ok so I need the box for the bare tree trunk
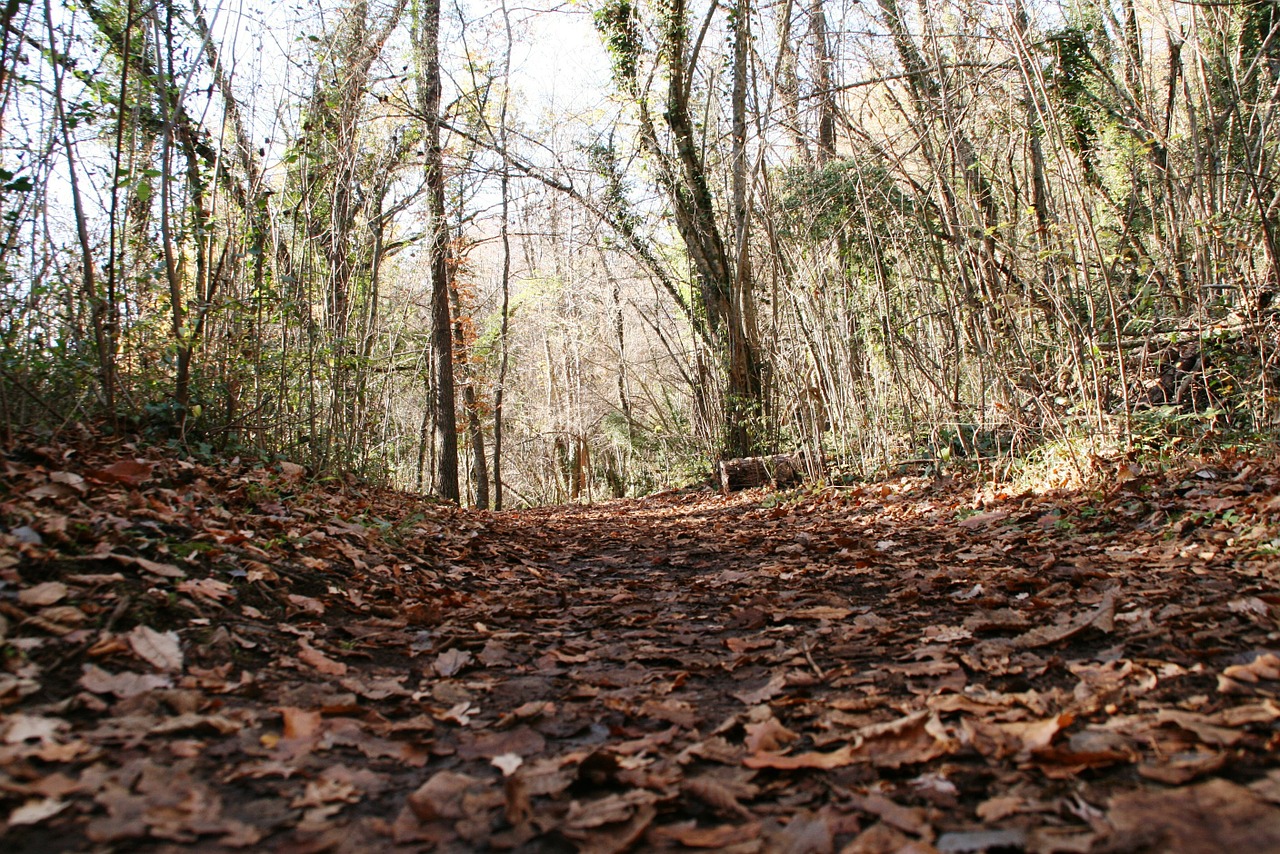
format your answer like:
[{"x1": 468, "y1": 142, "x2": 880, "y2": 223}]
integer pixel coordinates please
[
  {"x1": 775, "y1": 0, "x2": 811, "y2": 166},
  {"x1": 728, "y1": 0, "x2": 763, "y2": 456},
  {"x1": 0, "y1": 0, "x2": 29, "y2": 105},
  {"x1": 492, "y1": 0, "x2": 514, "y2": 511},
  {"x1": 415, "y1": 0, "x2": 458, "y2": 501},
  {"x1": 45, "y1": 0, "x2": 116, "y2": 423},
  {"x1": 809, "y1": 0, "x2": 835, "y2": 165},
  {"x1": 449, "y1": 252, "x2": 489, "y2": 509}
]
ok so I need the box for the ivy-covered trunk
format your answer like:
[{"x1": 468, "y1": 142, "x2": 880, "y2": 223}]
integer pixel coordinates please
[{"x1": 596, "y1": 0, "x2": 765, "y2": 458}]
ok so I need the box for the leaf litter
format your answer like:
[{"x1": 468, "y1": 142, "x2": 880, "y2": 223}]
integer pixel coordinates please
[{"x1": 1, "y1": 437, "x2": 1279, "y2": 851}]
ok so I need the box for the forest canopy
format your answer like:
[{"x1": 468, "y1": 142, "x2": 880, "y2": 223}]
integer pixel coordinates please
[{"x1": 1, "y1": 0, "x2": 1277, "y2": 505}]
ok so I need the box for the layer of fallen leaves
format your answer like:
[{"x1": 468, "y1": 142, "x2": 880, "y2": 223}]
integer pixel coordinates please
[{"x1": 2, "y1": 436, "x2": 1280, "y2": 852}]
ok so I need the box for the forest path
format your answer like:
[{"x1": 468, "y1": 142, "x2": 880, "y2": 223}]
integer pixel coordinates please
[{"x1": 3, "y1": 444, "x2": 1280, "y2": 851}]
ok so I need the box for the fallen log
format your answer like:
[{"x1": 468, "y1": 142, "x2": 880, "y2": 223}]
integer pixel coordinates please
[{"x1": 718, "y1": 454, "x2": 805, "y2": 493}]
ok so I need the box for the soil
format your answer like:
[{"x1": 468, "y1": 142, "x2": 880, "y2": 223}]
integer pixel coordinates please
[{"x1": 2, "y1": 437, "x2": 1279, "y2": 852}]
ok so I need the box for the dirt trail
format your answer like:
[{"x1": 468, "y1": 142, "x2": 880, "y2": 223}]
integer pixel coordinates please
[{"x1": 3, "y1": 444, "x2": 1280, "y2": 851}]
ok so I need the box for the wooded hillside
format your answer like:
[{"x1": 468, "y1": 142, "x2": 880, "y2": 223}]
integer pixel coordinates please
[{"x1": 1, "y1": 0, "x2": 1277, "y2": 502}]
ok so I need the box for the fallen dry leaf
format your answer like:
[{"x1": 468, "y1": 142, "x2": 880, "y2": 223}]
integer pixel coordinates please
[
  {"x1": 433, "y1": 648, "x2": 473, "y2": 678},
  {"x1": 111, "y1": 553, "x2": 186, "y2": 578},
  {"x1": 7, "y1": 797, "x2": 71, "y2": 826},
  {"x1": 93, "y1": 459, "x2": 155, "y2": 486},
  {"x1": 406, "y1": 770, "x2": 486, "y2": 821},
  {"x1": 743, "y1": 743, "x2": 860, "y2": 770},
  {"x1": 3, "y1": 438, "x2": 1280, "y2": 852},
  {"x1": 1106, "y1": 778, "x2": 1280, "y2": 852},
  {"x1": 127, "y1": 625, "x2": 183, "y2": 672},
  {"x1": 78, "y1": 664, "x2": 171, "y2": 698},
  {"x1": 297, "y1": 639, "x2": 347, "y2": 676},
  {"x1": 18, "y1": 581, "x2": 68, "y2": 606}
]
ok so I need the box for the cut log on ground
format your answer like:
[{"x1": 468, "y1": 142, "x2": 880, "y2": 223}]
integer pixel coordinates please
[{"x1": 719, "y1": 454, "x2": 805, "y2": 492}]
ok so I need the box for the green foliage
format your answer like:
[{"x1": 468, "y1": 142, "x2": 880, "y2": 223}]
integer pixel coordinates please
[
  {"x1": 594, "y1": 0, "x2": 643, "y2": 88},
  {"x1": 777, "y1": 158, "x2": 917, "y2": 246},
  {"x1": 585, "y1": 139, "x2": 642, "y2": 238},
  {"x1": 1045, "y1": 27, "x2": 1102, "y2": 174}
]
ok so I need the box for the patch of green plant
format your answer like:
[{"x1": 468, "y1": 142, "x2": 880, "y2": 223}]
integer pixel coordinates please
[
  {"x1": 1253, "y1": 539, "x2": 1280, "y2": 557},
  {"x1": 243, "y1": 482, "x2": 280, "y2": 504},
  {"x1": 167, "y1": 540, "x2": 217, "y2": 559},
  {"x1": 760, "y1": 487, "x2": 809, "y2": 510},
  {"x1": 385, "y1": 511, "x2": 427, "y2": 544}
]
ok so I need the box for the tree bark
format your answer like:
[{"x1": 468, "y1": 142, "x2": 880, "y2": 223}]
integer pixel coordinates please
[
  {"x1": 775, "y1": 0, "x2": 811, "y2": 165},
  {"x1": 718, "y1": 454, "x2": 804, "y2": 492},
  {"x1": 492, "y1": 0, "x2": 513, "y2": 511},
  {"x1": 809, "y1": 0, "x2": 836, "y2": 165},
  {"x1": 415, "y1": 0, "x2": 459, "y2": 501},
  {"x1": 450, "y1": 256, "x2": 489, "y2": 509},
  {"x1": 599, "y1": 0, "x2": 765, "y2": 458}
]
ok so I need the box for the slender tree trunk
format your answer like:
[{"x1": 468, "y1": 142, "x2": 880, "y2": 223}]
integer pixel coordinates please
[
  {"x1": 492, "y1": 0, "x2": 513, "y2": 511},
  {"x1": 415, "y1": 0, "x2": 458, "y2": 501},
  {"x1": 46, "y1": 0, "x2": 116, "y2": 423},
  {"x1": 0, "y1": 0, "x2": 29, "y2": 107},
  {"x1": 449, "y1": 254, "x2": 489, "y2": 509},
  {"x1": 727, "y1": 0, "x2": 762, "y2": 456},
  {"x1": 809, "y1": 0, "x2": 835, "y2": 165},
  {"x1": 150, "y1": 2, "x2": 190, "y2": 411},
  {"x1": 601, "y1": 0, "x2": 764, "y2": 457},
  {"x1": 775, "y1": 0, "x2": 811, "y2": 166},
  {"x1": 104, "y1": 0, "x2": 135, "y2": 402}
]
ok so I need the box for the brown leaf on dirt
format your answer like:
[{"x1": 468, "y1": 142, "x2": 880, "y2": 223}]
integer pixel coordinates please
[
  {"x1": 7, "y1": 796, "x2": 71, "y2": 827},
  {"x1": 175, "y1": 577, "x2": 231, "y2": 600},
  {"x1": 278, "y1": 706, "x2": 323, "y2": 741},
  {"x1": 743, "y1": 743, "x2": 860, "y2": 770},
  {"x1": 640, "y1": 697, "x2": 697, "y2": 728},
  {"x1": 1015, "y1": 587, "x2": 1118, "y2": 648},
  {"x1": 406, "y1": 770, "x2": 490, "y2": 822},
  {"x1": 1156, "y1": 709, "x2": 1243, "y2": 747},
  {"x1": 148, "y1": 713, "x2": 241, "y2": 736},
  {"x1": 744, "y1": 712, "x2": 799, "y2": 753},
  {"x1": 967, "y1": 712, "x2": 1074, "y2": 762},
  {"x1": 770, "y1": 809, "x2": 835, "y2": 852},
  {"x1": 956, "y1": 509, "x2": 1008, "y2": 529},
  {"x1": 110, "y1": 553, "x2": 186, "y2": 578},
  {"x1": 845, "y1": 791, "x2": 933, "y2": 838},
  {"x1": 732, "y1": 671, "x2": 788, "y2": 705},
  {"x1": 1219, "y1": 651, "x2": 1280, "y2": 694},
  {"x1": 648, "y1": 819, "x2": 762, "y2": 848},
  {"x1": 286, "y1": 593, "x2": 325, "y2": 615},
  {"x1": 563, "y1": 789, "x2": 660, "y2": 831},
  {"x1": 92, "y1": 459, "x2": 155, "y2": 486},
  {"x1": 127, "y1": 625, "x2": 183, "y2": 672},
  {"x1": 433, "y1": 647, "x2": 473, "y2": 677},
  {"x1": 1137, "y1": 750, "x2": 1228, "y2": 785},
  {"x1": 18, "y1": 580, "x2": 68, "y2": 606},
  {"x1": 842, "y1": 821, "x2": 940, "y2": 854},
  {"x1": 6, "y1": 438, "x2": 1280, "y2": 851},
  {"x1": 1105, "y1": 778, "x2": 1280, "y2": 852},
  {"x1": 1070, "y1": 659, "x2": 1157, "y2": 713},
  {"x1": 78, "y1": 664, "x2": 171, "y2": 698},
  {"x1": 297, "y1": 638, "x2": 347, "y2": 676},
  {"x1": 278, "y1": 461, "x2": 306, "y2": 482},
  {"x1": 457, "y1": 725, "x2": 546, "y2": 760},
  {"x1": 2, "y1": 712, "x2": 66, "y2": 745},
  {"x1": 843, "y1": 710, "x2": 956, "y2": 768},
  {"x1": 792, "y1": 605, "x2": 853, "y2": 620},
  {"x1": 682, "y1": 771, "x2": 758, "y2": 818},
  {"x1": 50, "y1": 470, "x2": 87, "y2": 492}
]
